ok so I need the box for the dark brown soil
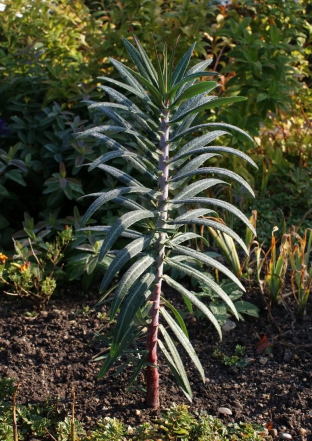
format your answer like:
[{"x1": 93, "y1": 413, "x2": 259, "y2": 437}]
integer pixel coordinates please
[{"x1": 0, "y1": 281, "x2": 311, "y2": 440}]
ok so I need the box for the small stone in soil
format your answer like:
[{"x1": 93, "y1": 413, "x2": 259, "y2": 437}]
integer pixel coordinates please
[
  {"x1": 218, "y1": 407, "x2": 232, "y2": 415},
  {"x1": 280, "y1": 434, "x2": 292, "y2": 440},
  {"x1": 269, "y1": 428, "x2": 278, "y2": 438},
  {"x1": 222, "y1": 320, "x2": 236, "y2": 332},
  {"x1": 299, "y1": 428, "x2": 307, "y2": 435}
]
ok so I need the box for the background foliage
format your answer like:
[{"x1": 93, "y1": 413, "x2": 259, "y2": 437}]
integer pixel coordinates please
[{"x1": 0, "y1": 0, "x2": 311, "y2": 291}]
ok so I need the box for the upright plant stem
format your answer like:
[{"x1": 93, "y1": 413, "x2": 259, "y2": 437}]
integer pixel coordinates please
[{"x1": 146, "y1": 108, "x2": 170, "y2": 408}]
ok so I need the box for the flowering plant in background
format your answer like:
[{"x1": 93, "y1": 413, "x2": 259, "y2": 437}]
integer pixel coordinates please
[
  {"x1": 0, "y1": 118, "x2": 9, "y2": 136},
  {"x1": 0, "y1": 227, "x2": 73, "y2": 310}
]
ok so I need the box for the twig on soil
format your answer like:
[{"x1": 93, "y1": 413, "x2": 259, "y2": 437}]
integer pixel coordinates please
[
  {"x1": 71, "y1": 386, "x2": 75, "y2": 441},
  {"x1": 44, "y1": 427, "x2": 58, "y2": 441},
  {"x1": 12, "y1": 383, "x2": 20, "y2": 441}
]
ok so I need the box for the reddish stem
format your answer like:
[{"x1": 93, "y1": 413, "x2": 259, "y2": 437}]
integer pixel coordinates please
[{"x1": 145, "y1": 109, "x2": 170, "y2": 408}]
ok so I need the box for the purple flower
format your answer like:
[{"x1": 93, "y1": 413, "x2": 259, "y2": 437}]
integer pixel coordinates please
[{"x1": 0, "y1": 118, "x2": 9, "y2": 135}]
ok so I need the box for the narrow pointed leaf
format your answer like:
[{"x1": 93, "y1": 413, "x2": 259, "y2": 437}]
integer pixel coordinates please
[
  {"x1": 173, "y1": 153, "x2": 220, "y2": 180},
  {"x1": 158, "y1": 338, "x2": 192, "y2": 401},
  {"x1": 170, "y1": 96, "x2": 247, "y2": 124},
  {"x1": 98, "y1": 324, "x2": 137, "y2": 379},
  {"x1": 172, "y1": 178, "x2": 225, "y2": 201},
  {"x1": 170, "y1": 122, "x2": 254, "y2": 143},
  {"x1": 174, "y1": 209, "x2": 216, "y2": 221},
  {"x1": 171, "y1": 81, "x2": 218, "y2": 107},
  {"x1": 165, "y1": 258, "x2": 239, "y2": 320},
  {"x1": 171, "y1": 244, "x2": 245, "y2": 290},
  {"x1": 100, "y1": 235, "x2": 153, "y2": 292},
  {"x1": 123, "y1": 37, "x2": 155, "y2": 84},
  {"x1": 80, "y1": 187, "x2": 153, "y2": 225},
  {"x1": 111, "y1": 272, "x2": 155, "y2": 344},
  {"x1": 89, "y1": 102, "x2": 158, "y2": 138},
  {"x1": 99, "y1": 210, "x2": 157, "y2": 261},
  {"x1": 170, "y1": 131, "x2": 229, "y2": 158},
  {"x1": 162, "y1": 274, "x2": 222, "y2": 338},
  {"x1": 112, "y1": 197, "x2": 145, "y2": 211},
  {"x1": 170, "y1": 114, "x2": 197, "y2": 150},
  {"x1": 78, "y1": 226, "x2": 143, "y2": 239},
  {"x1": 124, "y1": 65, "x2": 163, "y2": 103},
  {"x1": 173, "y1": 198, "x2": 256, "y2": 234},
  {"x1": 97, "y1": 164, "x2": 143, "y2": 187},
  {"x1": 167, "y1": 37, "x2": 179, "y2": 90},
  {"x1": 167, "y1": 218, "x2": 248, "y2": 254},
  {"x1": 161, "y1": 297, "x2": 189, "y2": 338},
  {"x1": 172, "y1": 43, "x2": 196, "y2": 86},
  {"x1": 160, "y1": 306, "x2": 205, "y2": 381},
  {"x1": 174, "y1": 58, "x2": 214, "y2": 100},
  {"x1": 170, "y1": 167, "x2": 254, "y2": 196},
  {"x1": 126, "y1": 351, "x2": 149, "y2": 391},
  {"x1": 170, "y1": 232, "x2": 210, "y2": 247},
  {"x1": 158, "y1": 329, "x2": 192, "y2": 400},
  {"x1": 110, "y1": 254, "x2": 155, "y2": 319},
  {"x1": 169, "y1": 146, "x2": 257, "y2": 168},
  {"x1": 98, "y1": 76, "x2": 152, "y2": 105},
  {"x1": 133, "y1": 35, "x2": 158, "y2": 86}
]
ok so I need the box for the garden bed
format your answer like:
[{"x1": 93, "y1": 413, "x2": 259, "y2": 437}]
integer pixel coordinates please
[{"x1": 0, "y1": 282, "x2": 311, "y2": 440}]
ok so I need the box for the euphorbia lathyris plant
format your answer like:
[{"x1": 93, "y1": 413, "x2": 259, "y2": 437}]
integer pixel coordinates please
[{"x1": 79, "y1": 37, "x2": 256, "y2": 408}]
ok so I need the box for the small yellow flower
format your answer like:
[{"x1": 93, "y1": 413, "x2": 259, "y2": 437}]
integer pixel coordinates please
[{"x1": 0, "y1": 253, "x2": 8, "y2": 265}]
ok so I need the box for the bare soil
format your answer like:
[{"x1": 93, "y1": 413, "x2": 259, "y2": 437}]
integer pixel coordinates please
[{"x1": 0, "y1": 281, "x2": 311, "y2": 440}]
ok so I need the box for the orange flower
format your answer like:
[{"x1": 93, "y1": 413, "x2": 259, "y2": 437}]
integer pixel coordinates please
[
  {"x1": 0, "y1": 253, "x2": 8, "y2": 265},
  {"x1": 20, "y1": 262, "x2": 30, "y2": 273}
]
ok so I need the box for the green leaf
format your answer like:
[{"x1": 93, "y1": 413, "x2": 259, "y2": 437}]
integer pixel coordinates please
[
  {"x1": 79, "y1": 226, "x2": 143, "y2": 240},
  {"x1": 270, "y1": 24, "x2": 281, "y2": 45},
  {"x1": 88, "y1": 102, "x2": 157, "y2": 139},
  {"x1": 158, "y1": 329, "x2": 192, "y2": 401},
  {"x1": 123, "y1": 37, "x2": 157, "y2": 85},
  {"x1": 172, "y1": 153, "x2": 220, "y2": 182},
  {"x1": 96, "y1": 164, "x2": 143, "y2": 187},
  {"x1": 111, "y1": 272, "x2": 155, "y2": 345},
  {"x1": 170, "y1": 232, "x2": 210, "y2": 247},
  {"x1": 170, "y1": 96, "x2": 247, "y2": 124},
  {"x1": 161, "y1": 297, "x2": 189, "y2": 338},
  {"x1": 171, "y1": 81, "x2": 218, "y2": 107},
  {"x1": 24, "y1": 228, "x2": 37, "y2": 241},
  {"x1": 169, "y1": 146, "x2": 257, "y2": 169},
  {"x1": 172, "y1": 178, "x2": 225, "y2": 201},
  {"x1": 98, "y1": 210, "x2": 157, "y2": 261},
  {"x1": 171, "y1": 244, "x2": 245, "y2": 290},
  {"x1": 80, "y1": 187, "x2": 153, "y2": 225},
  {"x1": 163, "y1": 274, "x2": 221, "y2": 337},
  {"x1": 170, "y1": 167, "x2": 255, "y2": 197},
  {"x1": 170, "y1": 197, "x2": 256, "y2": 234},
  {"x1": 87, "y1": 150, "x2": 142, "y2": 171},
  {"x1": 124, "y1": 66, "x2": 163, "y2": 104},
  {"x1": 112, "y1": 196, "x2": 145, "y2": 211},
  {"x1": 174, "y1": 208, "x2": 216, "y2": 221},
  {"x1": 168, "y1": 218, "x2": 248, "y2": 255},
  {"x1": 98, "y1": 324, "x2": 137, "y2": 379},
  {"x1": 170, "y1": 130, "x2": 229, "y2": 158},
  {"x1": 133, "y1": 35, "x2": 159, "y2": 86},
  {"x1": 165, "y1": 258, "x2": 239, "y2": 321},
  {"x1": 234, "y1": 300, "x2": 259, "y2": 318},
  {"x1": 169, "y1": 122, "x2": 254, "y2": 144},
  {"x1": 126, "y1": 351, "x2": 149, "y2": 391},
  {"x1": 172, "y1": 43, "x2": 196, "y2": 86},
  {"x1": 160, "y1": 307, "x2": 205, "y2": 381},
  {"x1": 110, "y1": 254, "x2": 155, "y2": 319},
  {"x1": 100, "y1": 235, "x2": 153, "y2": 292}
]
